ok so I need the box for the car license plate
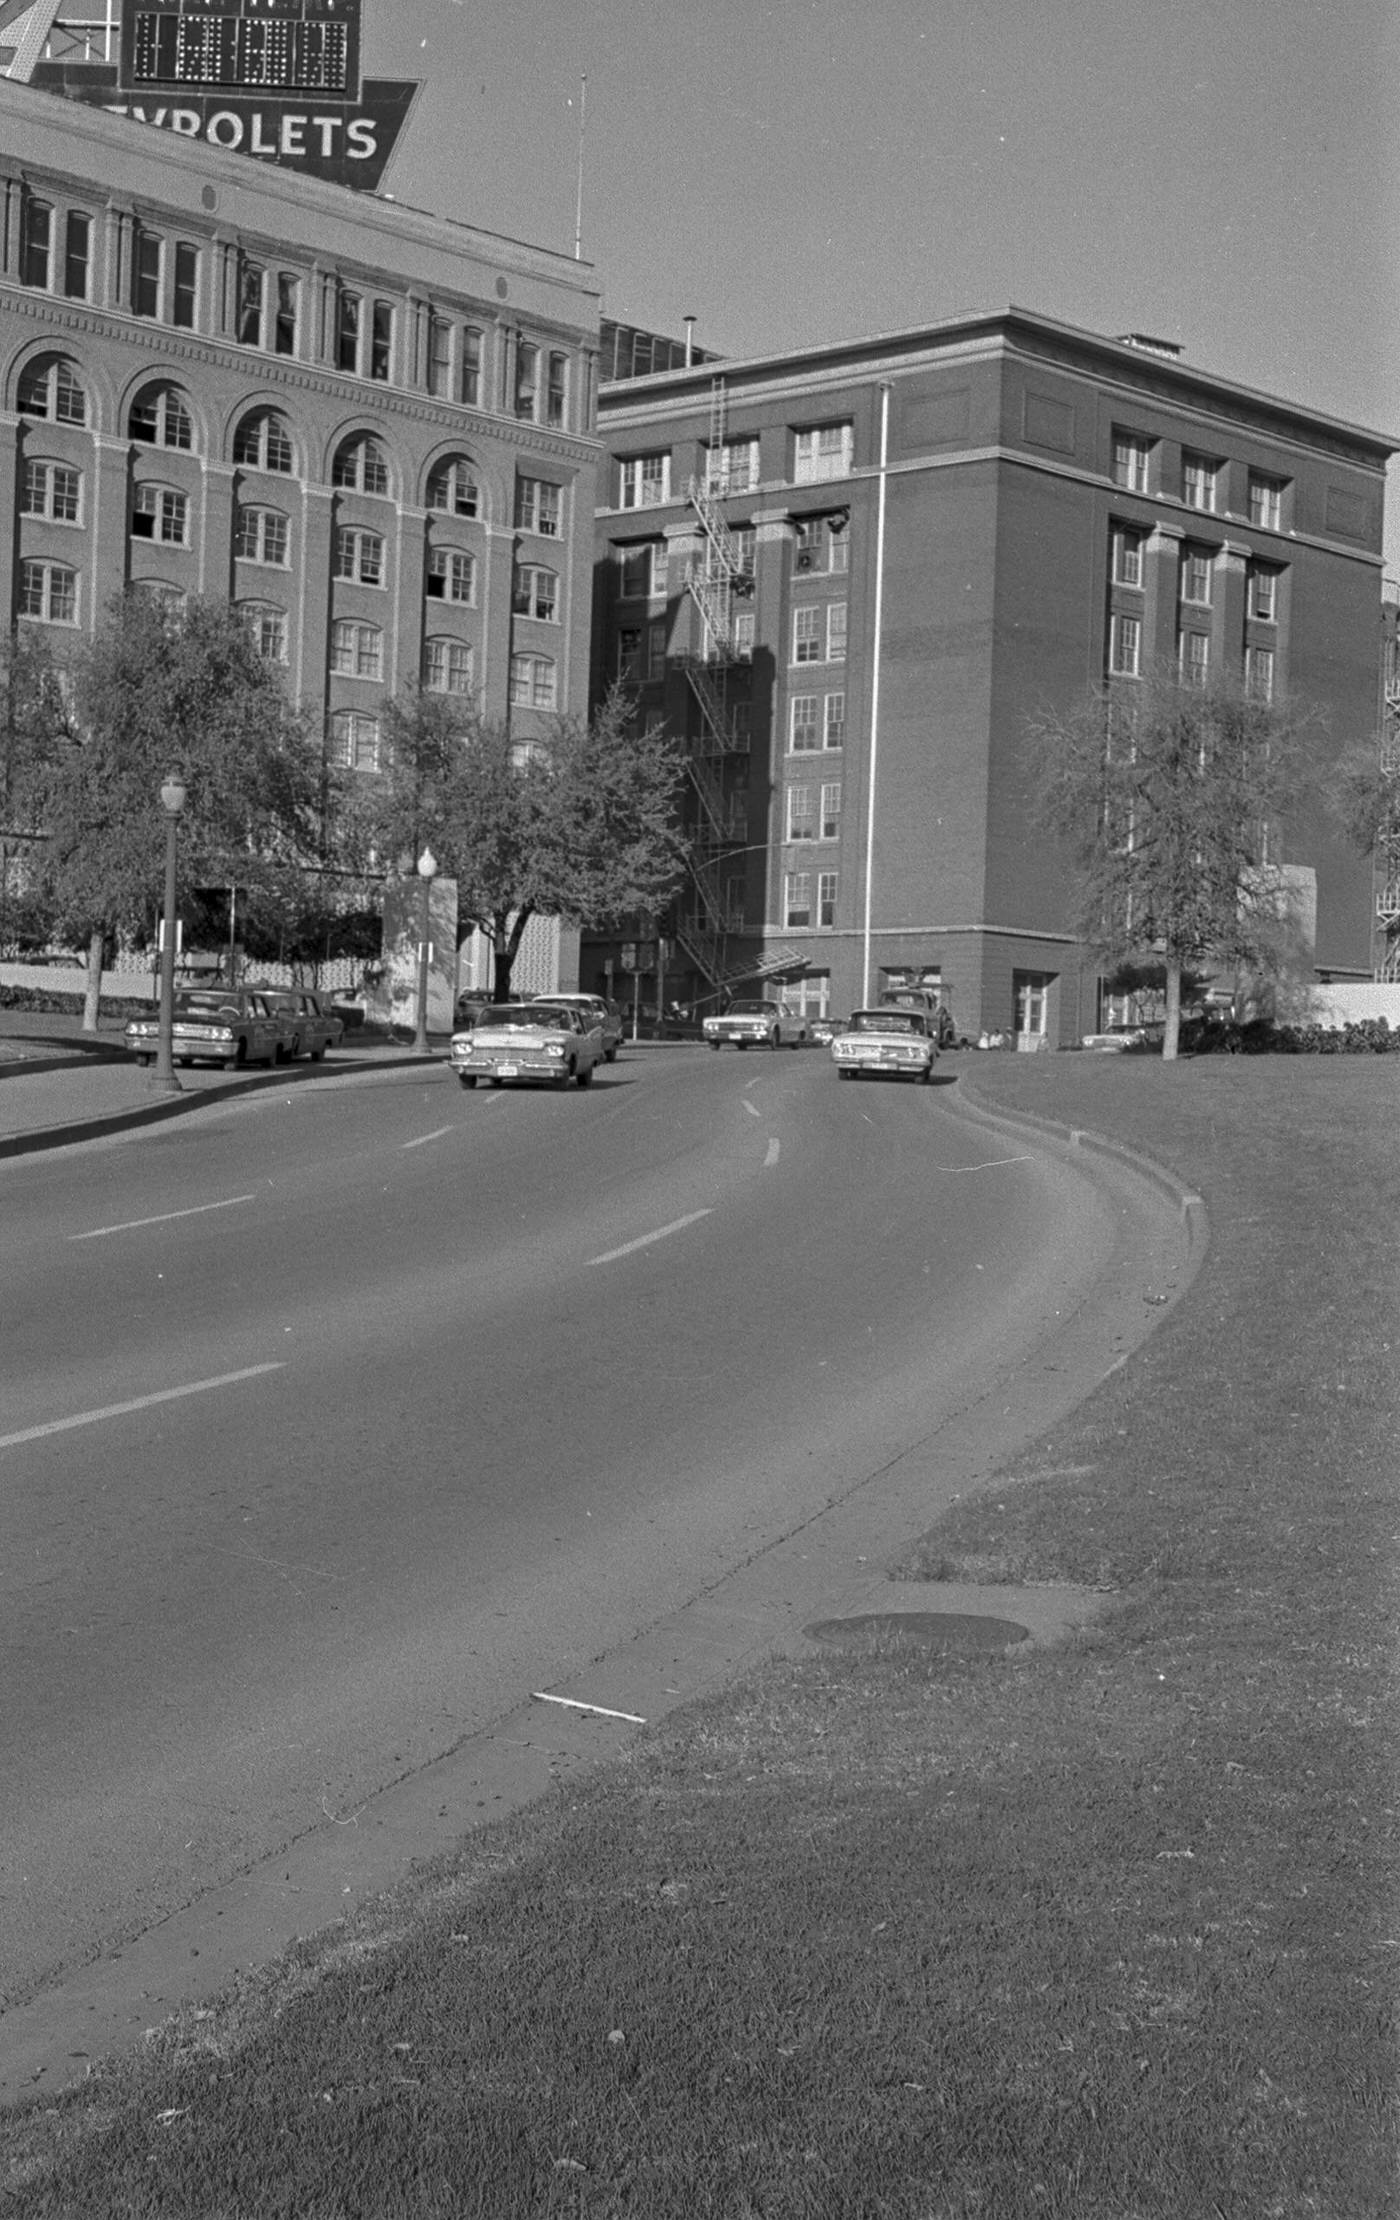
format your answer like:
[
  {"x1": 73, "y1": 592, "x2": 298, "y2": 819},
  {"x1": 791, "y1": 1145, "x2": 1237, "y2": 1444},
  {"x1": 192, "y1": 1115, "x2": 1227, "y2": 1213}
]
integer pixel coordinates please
[{"x1": 497, "y1": 1062, "x2": 518, "y2": 1078}]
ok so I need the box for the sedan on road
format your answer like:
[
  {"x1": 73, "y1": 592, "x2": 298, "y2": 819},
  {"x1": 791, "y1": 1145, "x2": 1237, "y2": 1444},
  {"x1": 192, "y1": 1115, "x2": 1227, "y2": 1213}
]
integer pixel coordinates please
[
  {"x1": 123, "y1": 988, "x2": 293, "y2": 1070},
  {"x1": 702, "y1": 999, "x2": 807, "y2": 1051},
  {"x1": 449, "y1": 1003, "x2": 603, "y2": 1090},
  {"x1": 831, "y1": 1006, "x2": 939, "y2": 1082},
  {"x1": 250, "y1": 986, "x2": 345, "y2": 1061},
  {"x1": 532, "y1": 992, "x2": 623, "y2": 1062}
]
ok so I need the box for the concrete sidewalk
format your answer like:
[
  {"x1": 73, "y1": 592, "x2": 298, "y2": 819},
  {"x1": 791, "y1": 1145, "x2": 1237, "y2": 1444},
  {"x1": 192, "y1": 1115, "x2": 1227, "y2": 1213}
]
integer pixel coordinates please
[{"x1": 0, "y1": 1012, "x2": 433, "y2": 1158}]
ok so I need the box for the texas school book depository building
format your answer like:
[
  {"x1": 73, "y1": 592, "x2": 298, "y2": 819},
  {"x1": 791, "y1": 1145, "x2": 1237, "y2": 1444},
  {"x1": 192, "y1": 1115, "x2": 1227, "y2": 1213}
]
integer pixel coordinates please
[{"x1": 0, "y1": 1, "x2": 601, "y2": 1005}]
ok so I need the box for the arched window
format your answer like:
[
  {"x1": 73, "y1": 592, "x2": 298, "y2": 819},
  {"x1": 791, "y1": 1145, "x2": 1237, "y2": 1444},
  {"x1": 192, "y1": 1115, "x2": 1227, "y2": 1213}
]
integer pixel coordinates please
[
  {"x1": 132, "y1": 483, "x2": 189, "y2": 545},
  {"x1": 333, "y1": 526, "x2": 384, "y2": 586},
  {"x1": 134, "y1": 581, "x2": 186, "y2": 612},
  {"x1": 20, "y1": 459, "x2": 82, "y2": 523},
  {"x1": 426, "y1": 457, "x2": 480, "y2": 519},
  {"x1": 233, "y1": 408, "x2": 295, "y2": 474},
  {"x1": 512, "y1": 564, "x2": 558, "y2": 622},
  {"x1": 18, "y1": 560, "x2": 78, "y2": 624},
  {"x1": 332, "y1": 434, "x2": 388, "y2": 495},
  {"x1": 424, "y1": 638, "x2": 475, "y2": 695},
  {"x1": 330, "y1": 619, "x2": 383, "y2": 679},
  {"x1": 426, "y1": 548, "x2": 476, "y2": 606},
  {"x1": 130, "y1": 383, "x2": 193, "y2": 450},
  {"x1": 328, "y1": 709, "x2": 380, "y2": 771},
  {"x1": 509, "y1": 653, "x2": 556, "y2": 711},
  {"x1": 17, "y1": 355, "x2": 87, "y2": 425},
  {"x1": 234, "y1": 507, "x2": 290, "y2": 566},
  {"x1": 241, "y1": 603, "x2": 288, "y2": 663}
]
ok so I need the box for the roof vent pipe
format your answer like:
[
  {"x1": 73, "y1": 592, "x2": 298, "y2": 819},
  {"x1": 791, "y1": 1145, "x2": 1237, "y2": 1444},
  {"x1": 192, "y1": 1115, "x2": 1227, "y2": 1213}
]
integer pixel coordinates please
[{"x1": 683, "y1": 316, "x2": 696, "y2": 367}]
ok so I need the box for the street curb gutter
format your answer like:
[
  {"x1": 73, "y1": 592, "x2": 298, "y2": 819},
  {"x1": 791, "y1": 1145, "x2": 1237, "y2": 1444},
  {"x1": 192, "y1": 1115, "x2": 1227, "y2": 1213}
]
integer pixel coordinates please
[{"x1": 0, "y1": 1054, "x2": 438, "y2": 1161}]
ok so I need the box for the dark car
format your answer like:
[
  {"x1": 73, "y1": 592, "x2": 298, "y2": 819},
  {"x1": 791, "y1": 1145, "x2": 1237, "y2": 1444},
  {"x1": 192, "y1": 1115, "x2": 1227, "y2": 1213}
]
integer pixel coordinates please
[{"x1": 453, "y1": 989, "x2": 500, "y2": 1029}]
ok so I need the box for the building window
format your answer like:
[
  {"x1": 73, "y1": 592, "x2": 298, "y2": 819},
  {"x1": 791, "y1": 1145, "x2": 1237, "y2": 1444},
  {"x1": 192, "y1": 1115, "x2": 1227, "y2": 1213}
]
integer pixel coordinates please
[
  {"x1": 428, "y1": 316, "x2": 452, "y2": 398},
  {"x1": 793, "y1": 608, "x2": 822, "y2": 664},
  {"x1": 1111, "y1": 525, "x2": 1145, "y2": 588},
  {"x1": 510, "y1": 653, "x2": 557, "y2": 709},
  {"x1": 132, "y1": 226, "x2": 162, "y2": 318},
  {"x1": 790, "y1": 695, "x2": 819, "y2": 752},
  {"x1": 132, "y1": 484, "x2": 189, "y2": 545},
  {"x1": 428, "y1": 458, "x2": 481, "y2": 519},
  {"x1": 784, "y1": 871, "x2": 812, "y2": 927},
  {"x1": 274, "y1": 273, "x2": 297, "y2": 355},
  {"x1": 1247, "y1": 565, "x2": 1279, "y2": 623},
  {"x1": 20, "y1": 460, "x2": 81, "y2": 523},
  {"x1": 19, "y1": 357, "x2": 87, "y2": 425},
  {"x1": 234, "y1": 506, "x2": 289, "y2": 566},
  {"x1": 515, "y1": 476, "x2": 562, "y2": 536},
  {"x1": 233, "y1": 409, "x2": 294, "y2": 473},
  {"x1": 515, "y1": 339, "x2": 539, "y2": 420},
  {"x1": 544, "y1": 352, "x2": 568, "y2": 428},
  {"x1": 781, "y1": 972, "x2": 831, "y2": 1020},
  {"x1": 370, "y1": 301, "x2": 393, "y2": 382},
  {"x1": 1112, "y1": 433, "x2": 1152, "y2": 493},
  {"x1": 336, "y1": 288, "x2": 360, "y2": 373},
  {"x1": 1182, "y1": 453, "x2": 1218, "y2": 513},
  {"x1": 731, "y1": 525, "x2": 757, "y2": 579},
  {"x1": 827, "y1": 602, "x2": 847, "y2": 662},
  {"x1": 793, "y1": 423, "x2": 853, "y2": 484},
  {"x1": 619, "y1": 543, "x2": 666, "y2": 600},
  {"x1": 1179, "y1": 631, "x2": 1210, "y2": 688},
  {"x1": 333, "y1": 526, "x2": 384, "y2": 586},
  {"x1": 332, "y1": 435, "x2": 388, "y2": 495},
  {"x1": 817, "y1": 871, "x2": 837, "y2": 926},
  {"x1": 460, "y1": 327, "x2": 483, "y2": 408},
  {"x1": 1180, "y1": 545, "x2": 1213, "y2": 605},
  {"x1": 704, "y1": 436, "x2": 759, "y2": 494},
  {"x1": 18, "y1": 559, "x2": 77, "y2": 624},
  {"x1": 172, "y1": 241, "x2": 198, "y2": 328},
  {"x1": 616, "y1": 628, "x2": 641, "y2": 682},
  {"x1": 427, "y1": 549, "x2": 476, "y2": 605},
  {"x1": 513, "y1": 565, "x2": 558, "y2": 622},
  {"x1": 1108, "y1": 612, "x2": 1141, "y2": 677},
  {"x1": 330, "y1": 619, "x2": 383, "y2": 678},
  {"x1": 328, "y1": 709, "x2": 380, "y2": 771},
  {"x1": 646, "y1": 618, "x2": 667, "y2": 678},
  {"x1": 130, "y1": 384, "x2": 193, "y2": 450},
  {"x1": 1248, "y1": 473, "x2": 1285, "y2": 531},
  {"x1": 1014, "y1": 970, "x2": 1052, "y2": 1039},
  {"x1": 733, "y1": 612, "x2": 755, "y2": 662},
  {"x1": 425, "y1": 638, "x2": 475, "y2": 694},
  {"x1": 825, "y1": 691, "x2": 845, "y2": 748},
  {"x1": 619, "y1": 453, "x2": 671, "y2": 509},
  {"x1": 1244, "y1": 645, "x2": 1275, "y2": 702},
  {"x1": 794, "y1": 514, "x2": 848, "y2": 573},
  {"x1": 64, "y1": 211, "x2": 91, "y2": 300},
  {"x1": 19, "y1": 193, "x2": 52, "y2": 288},
  {"x1": 786, "y1": 784, "x2": 815, "y2": 841},
  {"x1": 820, "y1": 780, "x2": 841, "y2": 839},
  {"x1": 243, "y1": 604, "x2": 287, "y2": 662},
  {"x1": 236, "y1": 256, "x2": 264, "y2": 345}
]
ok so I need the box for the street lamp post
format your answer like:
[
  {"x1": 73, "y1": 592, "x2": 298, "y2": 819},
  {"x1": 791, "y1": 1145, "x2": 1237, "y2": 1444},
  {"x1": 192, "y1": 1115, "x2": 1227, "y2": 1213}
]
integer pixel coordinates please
[
  {"x1": 151, "y1": 773, "x2": 186, "y2": 1093},
  {"x1": 412, "y1": 845, "x2": 438, "y2": 1054}
]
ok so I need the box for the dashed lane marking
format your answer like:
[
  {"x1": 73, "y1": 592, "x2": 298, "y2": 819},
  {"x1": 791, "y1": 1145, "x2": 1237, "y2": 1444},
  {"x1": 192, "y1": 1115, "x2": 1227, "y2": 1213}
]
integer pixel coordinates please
[
  {"x1": 0, "y1": 1364, "x2": 286, "y2": 1452},
  {"x1": 742, "y1": 1100, "x2": 760, "y2": 1117},
  {"x1": 401, "y1": 1126, "x2": 454, "y2": 1150},
  {"x1": 765, "y1": 1138, "x2": 780, "y2": 1167},
  {"x1": 68, "y1": 1195, "x2": 256, "y2": 1242},
  {"x1": 586, "y1": 1209, "x2": 712, "y2": 1268}
]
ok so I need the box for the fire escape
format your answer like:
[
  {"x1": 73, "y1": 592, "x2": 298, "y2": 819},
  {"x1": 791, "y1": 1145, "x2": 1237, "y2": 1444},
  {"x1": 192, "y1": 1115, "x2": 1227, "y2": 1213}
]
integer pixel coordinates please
[{"x1": 1377, "y1": 649, "x2": 1400, "y2": 981}]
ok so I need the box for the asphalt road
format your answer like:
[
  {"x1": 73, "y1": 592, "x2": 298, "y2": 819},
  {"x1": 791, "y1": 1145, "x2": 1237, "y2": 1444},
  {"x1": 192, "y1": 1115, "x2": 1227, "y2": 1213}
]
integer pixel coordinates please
[{"x1": 2, "y1": 1046, "x2": 1122, "y2": 2014}]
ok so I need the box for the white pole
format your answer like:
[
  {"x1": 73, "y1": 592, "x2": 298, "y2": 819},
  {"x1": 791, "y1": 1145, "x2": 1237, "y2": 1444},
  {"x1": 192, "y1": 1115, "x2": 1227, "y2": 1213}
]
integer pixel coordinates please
[
  {"x1": 861, "y1": 382, "x2": 891, "y2": 1008},
  {"x1": 573, "y1": 74, "x2": 587, "y2": 260}
]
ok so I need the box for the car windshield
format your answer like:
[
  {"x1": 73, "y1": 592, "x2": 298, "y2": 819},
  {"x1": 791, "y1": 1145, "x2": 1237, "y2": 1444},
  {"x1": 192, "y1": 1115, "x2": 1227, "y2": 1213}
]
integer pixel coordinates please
[
  {"x1": 176, "y1": 995, "x2": 238, "y2": 1017},
  {"x1": 533, "y1": 1001, "x2": 590, "y2": 1021},
  {"x1": 727, "y1": 1001, "x2": 776, "y2": 1017},
  {"x1": 850, "y1": 1010, "x2": 921, "y2": 1034},
  {"x1": 482, "y1": 1006, "x2": 567, "y2": 1030}
]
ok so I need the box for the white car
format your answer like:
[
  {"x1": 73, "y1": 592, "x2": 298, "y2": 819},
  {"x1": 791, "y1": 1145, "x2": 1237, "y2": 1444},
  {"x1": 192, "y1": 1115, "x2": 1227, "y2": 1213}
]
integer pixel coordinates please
[
  {"x1": 449, "y1": 1003, "x2": 603, "y2": 1090},
  {"x1": 532, "y1": 992, "x2": 623, "y2": 1062},
  {"x1": 702, "y1": 999, "x2": 808, "y2": 1051},
  {"x1": 831, "y1": 1007, "x2": 938, "y2": 1082}
]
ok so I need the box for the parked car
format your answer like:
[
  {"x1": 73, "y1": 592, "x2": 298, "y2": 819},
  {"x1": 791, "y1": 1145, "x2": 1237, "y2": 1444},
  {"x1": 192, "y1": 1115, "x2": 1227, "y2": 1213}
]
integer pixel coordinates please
[
  {"x1": 532, "y1": 991, "x2": 623, "y2": 1062},
  {"x1": 247, "y1": 986, "x2": 345, "y2": 1061},
  {"x1": 448, "y1": 1002, "x2": 604, "y2": 1090},
  {"x1": 879, "y1": 986, "x2": 958, "y2": 1048},
  {"x1": 123, "y1": 988, "x2": 293, "y2": 1070},
  {"x1": 702, "y1": 999, "x2": 808, "y2": 1051},
  {"x1": 453, "y1": 988, "x2": 499, "y2": 1030},
  {"x1": 831, "y1": 1006, "x2": 939, "y2": 1083}
]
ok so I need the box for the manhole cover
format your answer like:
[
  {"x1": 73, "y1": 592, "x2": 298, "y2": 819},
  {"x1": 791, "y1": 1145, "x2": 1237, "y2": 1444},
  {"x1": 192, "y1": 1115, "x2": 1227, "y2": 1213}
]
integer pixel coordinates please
[{"x1": 802, "y1": 1611, "x2": 1030, "y2": 1653}]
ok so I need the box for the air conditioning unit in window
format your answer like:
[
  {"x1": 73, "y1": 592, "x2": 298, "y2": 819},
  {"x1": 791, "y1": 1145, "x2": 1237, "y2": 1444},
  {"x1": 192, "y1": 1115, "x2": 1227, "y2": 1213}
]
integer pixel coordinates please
[{"x1": 795, "y1": 551, "x2": 814, "y2": 571}]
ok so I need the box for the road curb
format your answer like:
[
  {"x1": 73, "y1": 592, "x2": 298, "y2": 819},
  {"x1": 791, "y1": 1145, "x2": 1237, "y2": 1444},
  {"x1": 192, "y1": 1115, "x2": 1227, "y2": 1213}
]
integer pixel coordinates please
[{"x1": 0, "y1": 1052, "x2": 440, "y2": 1161}]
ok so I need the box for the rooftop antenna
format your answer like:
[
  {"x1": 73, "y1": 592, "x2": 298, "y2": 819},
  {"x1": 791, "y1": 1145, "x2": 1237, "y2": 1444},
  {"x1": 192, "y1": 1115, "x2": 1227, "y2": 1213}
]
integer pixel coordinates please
[{"x1": 573, "y1": 73, "x2": 587, "y2": 260}]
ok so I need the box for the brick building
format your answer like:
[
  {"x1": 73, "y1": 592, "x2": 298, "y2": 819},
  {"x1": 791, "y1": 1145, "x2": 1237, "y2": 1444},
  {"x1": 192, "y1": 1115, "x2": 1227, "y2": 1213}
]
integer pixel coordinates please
[
  {"x1": 590, "y1": 311, "x2": 1393, "y2": 1040},
  {"x1": 0, "y1": 72, "x2": 601, "y2": 992}
]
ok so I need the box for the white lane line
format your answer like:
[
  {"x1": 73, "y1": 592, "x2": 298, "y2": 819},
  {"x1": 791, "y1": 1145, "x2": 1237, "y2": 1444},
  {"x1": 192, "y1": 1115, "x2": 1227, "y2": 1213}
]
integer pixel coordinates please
[
  {"x1": 532, "y1": 1692, "x2": 647, "y2": 1724},
  {"x1": 401, "y1": 1126, "x2": 454, "y2": 1150},
  {"x1": 0, "y1": 1364, "x2": 286, "y2": 1452},
  {"x1": 742, "y1": 1100, "x2": 761, "y2": 1118},
  {"x1": 586, "y1": 1209, "x2": 712, "y2": 1268},
  {"x1": 68, "y1": 1195, "x2": 256, "y2": 1242},
  {"x1": 939, "y1": 1155, "x2": 1035, "y2": 1172},
  {"x1": 765, "y1": 1137, "x2": 780, "y2": 1168}
]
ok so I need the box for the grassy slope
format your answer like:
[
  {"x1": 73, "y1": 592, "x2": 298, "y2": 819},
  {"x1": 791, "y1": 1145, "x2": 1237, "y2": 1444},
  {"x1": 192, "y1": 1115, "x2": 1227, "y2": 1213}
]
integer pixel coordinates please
[{"x1": 4, "y1": 1059, "x2": 1397, "y2": 2219}]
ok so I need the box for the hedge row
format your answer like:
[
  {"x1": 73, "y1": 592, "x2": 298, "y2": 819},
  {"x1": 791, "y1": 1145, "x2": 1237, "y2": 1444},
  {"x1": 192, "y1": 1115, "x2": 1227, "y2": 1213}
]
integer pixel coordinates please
[{"x1": 1183, "y1": 1013, "x2": 1399, "y2": 1056}]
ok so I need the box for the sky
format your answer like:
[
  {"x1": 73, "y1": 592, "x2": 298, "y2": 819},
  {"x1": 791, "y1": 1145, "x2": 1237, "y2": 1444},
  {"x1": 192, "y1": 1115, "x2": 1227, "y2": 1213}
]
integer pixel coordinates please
[{"x1": 366, "y1": 0, "x2": 1400, "y2": 579}]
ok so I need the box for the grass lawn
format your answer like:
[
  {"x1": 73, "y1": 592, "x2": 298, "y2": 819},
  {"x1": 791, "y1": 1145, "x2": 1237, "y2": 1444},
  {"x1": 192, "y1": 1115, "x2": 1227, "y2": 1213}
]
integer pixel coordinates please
[{"x1": 4, "y1": 1058, "x2": 1397, "y2": 2219}]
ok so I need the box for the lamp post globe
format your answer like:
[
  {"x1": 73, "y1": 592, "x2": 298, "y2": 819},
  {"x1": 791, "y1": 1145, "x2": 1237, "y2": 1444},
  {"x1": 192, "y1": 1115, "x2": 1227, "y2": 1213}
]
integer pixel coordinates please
[
  {"x1": 152, "y1": 774, "x2": 187, "y2": 1092},
  {"x1": 412, "y1": 846, "x2": 438, "y2": 1055}
]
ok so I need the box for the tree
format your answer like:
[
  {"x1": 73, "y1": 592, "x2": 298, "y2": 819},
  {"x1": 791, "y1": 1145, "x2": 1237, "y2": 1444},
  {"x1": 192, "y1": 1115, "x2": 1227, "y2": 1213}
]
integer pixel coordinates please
[
  {"x1": 353, "y1": 688, "x2": 687, "y2": 1000},
  {"x1": 1031, "y1": 666, "x2": 1319, "y2": 1059},
  {"x1": 34, "y1": 593, "x2": 330, "y2": 1029},
  {"x1": 0, "y1": 628, "x2": 72, "y2": 957}
]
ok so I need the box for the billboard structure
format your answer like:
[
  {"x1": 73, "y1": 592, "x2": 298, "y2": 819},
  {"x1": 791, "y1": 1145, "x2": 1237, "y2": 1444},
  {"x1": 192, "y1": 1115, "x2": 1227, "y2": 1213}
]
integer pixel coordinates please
[{"x1": 0, "y1": 0, "x2": 416, "y2": 190}]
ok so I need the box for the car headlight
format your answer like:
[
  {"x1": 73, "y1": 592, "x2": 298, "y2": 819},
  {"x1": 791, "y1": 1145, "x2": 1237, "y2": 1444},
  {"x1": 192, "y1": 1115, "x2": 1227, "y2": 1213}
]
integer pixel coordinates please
[{"x1": 545, "y1": 1042, "x2": 566, "y2": 1057}]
